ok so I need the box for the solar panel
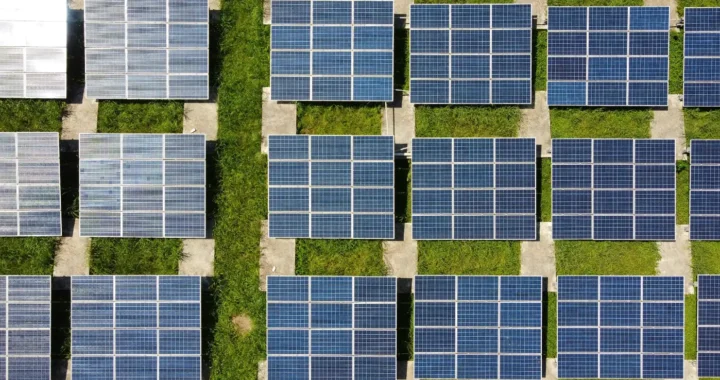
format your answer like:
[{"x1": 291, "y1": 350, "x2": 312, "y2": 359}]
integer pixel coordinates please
[
  {"x1": 71, "y1": 276, "x2": 202, "y2": 380},
  {"x1": 0, "y1": 0, "x2": 66, "y2": 98},
  {"x1": 552, "y1": 139, "x2": 676, "y2": 240},
  {"x1": 699, "y1": 275, "x2": 720, "y2": 377},
  {"x1": 0, "y1": 276, "x2": 51, "y2": 380},
  {"x1": 547, "y1": 7, "x2": 669, "y2": 107},
  {"x1": 84, "y1": 0, "x2": 209, "y2": 99},
  {"x1": 269, "y1": 0, "x2": 394, "y2": 101},
  {"x1": 683, "y1": 8, "x2": 720, "y2": 107},
  {"x1": 690, "y1": 140, "x2": 720, "y2": 240},
  {"x1": 79, "y1": 133, "x2": 207, "y2": 238},
  {"x1": 557, "y1": 276, "x2": 684, "y2": 379},
  {"x1": 409, "y1": 4, "x2": 532, "y2": 104},
  {"x1": 0, "y1": 132, "x2": 61, "y2": 237},
  {"x1": 267, "y1": 135, "x2": 394, "y2": 239},
  {"x1": 411, "y1": 138, "x2": 536, "y2": 240},
  {"x1": 414, "y1": 276, "x2": 542, "y2": 380},
  {"x1": 267, "y1": 276, "x2": 397, "y2": 380}
]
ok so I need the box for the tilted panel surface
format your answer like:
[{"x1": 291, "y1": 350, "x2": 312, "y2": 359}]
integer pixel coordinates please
[
  {"x1": 683, "y1": 8, "x2": 720, "y2": 107},
  {"x1": 71, "y1": 276, "x2": 202, "y2": 380},
  {"x1": 547, "y1": 7, "x2": 669, "y2": 106},
  {"x1": 0, "y1": 276, "x2": 52, "y2": 380},
  {"x1": 414, "y1": 276, "x2": 543, "y2": 380},
  {"x1": 551, "y1": 139, "x2": 676, "y2": 240},
  {"x1": 557, "y1": 276, "x2": 684, "y2": 379},
  {"x1": 267, "y1": 135, "x2": 394, "y2": 239},
  {"x1": 84, "y1": 0, "x2": 209, "y2": 99},
  {"x1": 0, "y1": 132, "x2": 61, "y2": 236},
  {"x1": 0, "y1": 0, "x2": 67, "y2": 98},
  {"x1": 698, "y1": 275, "x2": 720, "y2": 377},
  {"x1": 409, "y1": 4, "x2": 532, "y2": 104},
  {"x1": 79, "y1": 133, "x2": 207, "y2": 238},
  {"x1": 270, "y1": 0, "x2": 394, "y2": 101},
  {"x1": 690, "y1": 140, "x2": 720, "y2": 240},
  {"x1": 266, "y1": 276, "x2": 397, "y2": 380},
  {"x1": 411, "y1": 137, "x2": 536, "y2": 240}
]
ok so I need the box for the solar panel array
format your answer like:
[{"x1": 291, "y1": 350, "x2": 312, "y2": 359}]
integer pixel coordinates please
[
  {"x1": 690, "y1": 140, "x2": 720, "y2": 240},
  {"x1": 84, "y1": 0, "x2": 209, "y2": 99},
  {"x1": 267, "y1": 276, "x2": 397, "y2": 380},
  {"x1": 71, "y1": 276, "x2": 202, "y2": 380},
  {"x1": 414, "y1": 276, "x2": 542, "y2": 380},
  {"x1": 270, "y1": 0, "x2": 394, "y2": 101},
  {"x1": 698, "y1": 275, "x2": 720, "y2": 377},
  {"x1": 683, "y1": 8, "x2": 720, "y2": 107},
  {"x1": 412, "y1": 138, "x2": 536, "y2": 240},
  {"x1": 0, "y1": 0, "x2": 66, "y2": 98},
  {"x1": 0, "y1": 132, "x2": 61, "y2": 237},
  {"x1": 79, "y1": 133, "x2": 206, "y2": 238},
  {"x1": 268, "y1": 135, "x2": 394, "y2": 239},
  {"x1": 409, "y1": 4, "x2": 532, "y2": 104},
  {"x1": 547, "y1": 7, "x2": 670, "y2": 107},
  {"x1": 0, "y1": 276, "x2": 51, "y2": 380},
  {"x1": 552, "y1": 139, "x2": 676, "y2": 240},
  {"x1": 557, "y1": 276, "x2": 685, "y2": 379}
]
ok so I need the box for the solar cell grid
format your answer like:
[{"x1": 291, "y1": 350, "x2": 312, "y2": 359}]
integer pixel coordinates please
[
  {"x1": 690, "y1": 140, "x2": 720, "y2": 240},
  {"x1": 547, "y1": 6, "x2": 670, "y2": 107},
  {"x1": 84, "y1": 0, "x2": 209, "y2": 99},
  {"x1": 557, "y1": 276, "x2": 684, "y2": 379},
  {"x1": 79, "y1": 133, "x2": 207, "y2": 238},
  {"x1": 0, "y1": 132, "x2": 61, "y2": 237},
  {"x1": 71, "y1": 276, "x2": 202, "y2": 380},
  {"x1": 409, "y1": 4, "x2": 532, "y2": 104},
  {"x1": 412, "y1": 137, "x2": 536, "y2": 240},
  {"x1": 414, "y1": 275, "x2": 542, "y2": 380},
  {"x1": 552, "y1": 139, "x2": 676, "y2": 240},
  {"x1": 267, "y1": 135, "x2": 394, "y2": 239},
  {"x1": 683, "y1": 8, "x2": 720, "y2": 107},
  {"x1": 267, "y1": 276, "x2": 397, "y2": 380}
]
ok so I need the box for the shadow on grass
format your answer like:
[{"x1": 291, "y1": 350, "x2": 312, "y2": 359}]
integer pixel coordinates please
[
  {"x1": 395, "y1": 158, "x2": 411, "y2": 223},
  {"x1": 51, "y1": 278, "x2": 71, "y2": 380}
]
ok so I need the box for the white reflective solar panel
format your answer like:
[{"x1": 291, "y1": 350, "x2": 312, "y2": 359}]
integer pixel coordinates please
[
  {"x1": 71, "y1": 276, "x2": 202, "y2": 380},
  {"x1": 0, "y1": 0, "x2": 67, "y2": 98},
  {"x1": 79, "y1": 133, "x2": 206, "y2": 238},
  {"x1": 0, "y1": 276, "x2": 52, "y2": 380},
  {"x1": 84, "y1": 0, "x2": 209, "y2": 99},
  {"x1": 0, "y1": 132, "x2": 61, "y2": 236}
]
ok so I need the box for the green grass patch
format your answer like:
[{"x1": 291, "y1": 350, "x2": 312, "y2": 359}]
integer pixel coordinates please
[
  {"x1": 692, "y1": 242, "x2": 720, "y2": 278},
  {"x1": 534, "y1": 31, "x2": 547, "y2": 92},
  {"x1": 677, "y1": 161, "x2": 690, "y2": 225},
  {"x1": 418, "y1": 241, "x2": 520, "y2": 275},
  {"x1": 678, "y1": 0, "x2": 718, "y2": 17},
  {"x1": 684, "y1": 108, "x2": 720, "y2": 142},
  {"x1": 545, "y1": 292, "x2": 557, "y2": 358},
  {"x1": 540, "y1": 158, "x2": 551, "y2": 222},
  {"x1": 555, "y1": 241, "x2": 659, "y2": 275},
  {"x1": 296, "y1": 103, "x2": 382, "y2": 135},
  {"x1": 550, "y1": 108, "x2": 653, "y2": 138},
  {"x1": 96, "y1": 101, "x2": 184, "y2": 133},
  {"x1": 295, "y1": 240, "x2": 386, "y2": 276},
  {"x1": 0, "y1": 238, "x2": 57, "y2": 275},
  {"x1": 686, "y1": 294, "x2": 697, "y2": 360},
  {"x1": 415, "y1": 106, "x2": 521, "y2": 137},
  {"x1": 89, "y1": 239, "x2": 182, "y2": 274},
  {"x1": 396, "y1": 158, "x2": 411, "y2": 223},
  {"x1": 548, "y1": 0, "x2": 642, "y2": 5},
  {"x1": 670, "y1": 31, "x2": 684, "y2": 94},
  {"x1": 0, "y1": 100, "x2": 65, "y2": 133},
  {"x1": 396, "y1": 28, "x2": 409, "y2": 91}
]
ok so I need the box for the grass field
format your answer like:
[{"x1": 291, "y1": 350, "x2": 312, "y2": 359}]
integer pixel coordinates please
[
  {"x1": 415, "y1": 106, "x2": 521, "y2": 137},
  {"x1": 677, "y1": 161, "x2": 690, "y2": 225},
  {"x1": 296, "y1": 240, "x2": 387, "y2": 276},
  {"x1": 686, "y1": 294, "x2": 697, "y2": 360},
  {"x1": 555, "y1": 241, "x2": 659, "y2": 275},
  {"x1": 548, "y1": 0, "x2": 642, "y2": 5},
  {"x1": 534, "y1": 31, "x2": 547, "y2": 92},
  {"x1": 296, "y1": 103, "x2": 382, "y2": 135},
  {"x1": 96, "y1": 101, "x2": 184, "y2": 133},
  {"x1": 540, "y1": 158, "x2": 551, "y2": 222},
  {"x1": 550, "y1": 108, "x2": 653, "y2": 138},
  {"x1": 0, "y1": 100, "x2": 65, "y2": 133},
  {"x1": 692, "y1": 242, "x2": 720, "y2": 278},
  {"x1": 670, "y1": 31, "x2": 684, "y2": 95},
  {"x1": 418, "y1": 241, "x2": 521, "y2": 275},
  {"x1": 684, "y1": 108, "x2": 720, "y2": 141},
  {"x1": 545, "y1": 292, "x2": 557, "y2": 358}
]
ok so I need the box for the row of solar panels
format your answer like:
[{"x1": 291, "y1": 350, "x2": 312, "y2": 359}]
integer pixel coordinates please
[
  {"x1": 266, "y1": 275, "x2": 720, "y2": 380},
  {"x1": 0, "y1": 275, "x2": 201, "y2": 380}
]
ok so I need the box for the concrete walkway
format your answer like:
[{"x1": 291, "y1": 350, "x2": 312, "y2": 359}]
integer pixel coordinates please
[
  {"x1": 651, "y1": 94, "x2": 686, "y2": 160},
  {"x1": 62, "y1": 86, "x2": 98, "y2": 140},
  {"x1": 544, "y1": 359, "x2": 558, "y2": 380},
  {"x1": 382, "y1": 92, "x2": 415, "y2": 148},
  {"x1": 184, "y1": 102, "x2": 218, "y2": 141},
  {"x1": 179, "y1": 239, "x2": 215, "y2": 276},
  {"x1": 520, "y1": 91, "x2": 551, "y2": 158},
  {"x1": 658, "y1": 225, "x2": 694, "y2": 294},
  {"x1": 261, "y1": 87, "x2": 297, "y2": 153},
  {"x1": 259, "y1": 220, "x2": 296, "y2": 291},
  {"x1": 54, "y1": 219, "x2": 90, "y2": 276},
  {"x1": 383, "y1": 223, "x2": 418, "y2": 293},
  {"x1": 521, "y1": 222, "x2": 557, "y2": 291}
]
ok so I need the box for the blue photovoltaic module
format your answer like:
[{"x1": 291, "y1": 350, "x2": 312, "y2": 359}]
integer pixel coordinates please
[
  {"x1": 412, "y1": 137, "x2": 536, "y2": 240},
  {"x1": 552, "y1": 139, "x2": 676, "y2": 240},
  {"x1": 268, "y1": 135, "x2": 395, "y2": 239},
  {"x1": 557, "y1": 276, "x2": 684, "y2": 379},
  {"x1": 267, "y1": 276, "x2": 397, "y2": 380},
  {"x1": 698, "y1": 275, "x2": 720, "y2": 377},
  {"x1": 547, "y1": 7, "x2": 670, "y2": 107},
  {"x1": 414, "y1": 276, "x2": 543, "y2": 380},
  {"x1": 270, "y1": 0, "x2": 394, "y2": 101},
  {"x1": 690, "y1": 140, "x2": 720, "y2": 240},
  {"x1": 683, "y1": 8, "x2": 720, "y2": 107},
  {"x1": 409, "y1": 4, "x2": 532, "y2": 104}
]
